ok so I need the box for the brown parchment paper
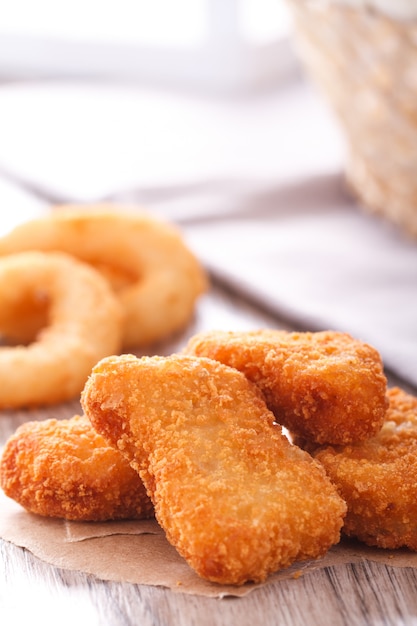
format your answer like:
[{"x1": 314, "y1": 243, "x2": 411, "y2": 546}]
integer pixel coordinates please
[{"x1": 1, "y1": 490, "x2": 417, "y2": 597}]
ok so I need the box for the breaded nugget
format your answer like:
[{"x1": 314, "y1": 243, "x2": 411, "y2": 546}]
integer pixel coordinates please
[
  {"x1": 184, "y1": 329, "x2": 388, "y2": 445},
  {"x1": 0, "y1": 415, "x2": 153, "y2": 521},
  {"x1": 81, "y1": 353, "x2": 346, "y2": 585},
  {"x1": 311, "y1": 387, "x2": 417, "y2": 550}
]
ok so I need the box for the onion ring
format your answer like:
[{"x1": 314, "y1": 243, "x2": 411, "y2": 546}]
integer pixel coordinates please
[
  {"x1": 0, "y1": 251, "x2": 122, "y2": 408},
  {"x1": 0, "y1": 206, "x2": 208, "y2": 347}
]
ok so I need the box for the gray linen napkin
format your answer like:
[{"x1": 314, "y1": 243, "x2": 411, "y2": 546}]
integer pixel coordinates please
[{"x1": 172, "y1": 172, "x2": 417, "y2": 388}]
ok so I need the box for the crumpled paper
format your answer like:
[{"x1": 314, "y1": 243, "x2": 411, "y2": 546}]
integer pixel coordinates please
[{"x1": 1, "y1": 489, "x2": 417, "y2": 598}]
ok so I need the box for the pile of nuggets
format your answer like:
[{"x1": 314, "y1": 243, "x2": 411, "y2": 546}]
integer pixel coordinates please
[
  {"x1": 0, "y1": 209, "x2": 417, "y2": 586},
  {"x1": 2, "y1": 324, "x2": 417, "y2": 587}
]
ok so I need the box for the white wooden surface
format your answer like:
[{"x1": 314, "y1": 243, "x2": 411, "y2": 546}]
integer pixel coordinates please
[{"x1": 1, "y1": 279, "x2": 417, "y2": 626}]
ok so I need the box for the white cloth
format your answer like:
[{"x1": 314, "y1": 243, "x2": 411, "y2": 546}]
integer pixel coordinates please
[{"x1": 0, "y1": 79, "x2": 415, "y2": 387}]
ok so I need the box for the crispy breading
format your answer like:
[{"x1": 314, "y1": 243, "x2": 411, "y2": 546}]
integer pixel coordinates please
[
  {"x1": 184, "y1": 329, "x2": 388, "y2": 445},
  {"x1": 0, "y1": 415, "x2": 153, "y2": 521},
  {"x1": 311, "y1": 387, "x2": 417, "y2": 550},
  {"x1": 81, "y1": 353, "x2": 346, "y2": 585}
]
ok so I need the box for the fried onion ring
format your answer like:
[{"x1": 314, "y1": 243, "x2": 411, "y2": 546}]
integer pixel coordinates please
[
  {"x1": 0, "y1": 206, "x2": 208, "y2": 347},
  {"x1": 0, "y1": 415, "x2": 153, "y2": 521},
  {"x1": 311, "y1": 387, "x2": 417, "y2": 550},
  {"x1": 0, "y1": 251, "x2": 122, "y2": 408}
]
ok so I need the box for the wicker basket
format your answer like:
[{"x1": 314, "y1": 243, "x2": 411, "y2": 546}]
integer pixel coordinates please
[{"x1": 286, "y1": 0, "x2": 417, "y2": 237}]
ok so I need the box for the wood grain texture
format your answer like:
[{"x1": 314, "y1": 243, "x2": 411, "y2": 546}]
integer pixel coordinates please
[{"x1": 1, "y1": 279, "x2": 416, "y2": 625}]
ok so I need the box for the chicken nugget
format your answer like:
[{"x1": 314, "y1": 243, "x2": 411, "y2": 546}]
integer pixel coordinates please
[
  {"x1": 81, "y1": 353, "x2": 346, "y2": 585},
  {"x1": 185, "y1": 329, "x2": 388, "y2": 445},
  {"x1": 0, "y1": 414, "x2": 153, "y2": 521},
  {"x1": 311, "y1": 387, "x2": 417, "y2": 550}
]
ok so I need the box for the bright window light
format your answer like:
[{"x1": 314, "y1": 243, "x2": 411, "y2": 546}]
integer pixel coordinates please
[
  {"x1": 0, "y1": 0, "x2": 295, "y2": 92},
  {"x1": 0, "y1": 0, "x2": 208, "y2": 46},
  {"x1": 241, "y1": 0, "x2": 292, "y2": 43}
]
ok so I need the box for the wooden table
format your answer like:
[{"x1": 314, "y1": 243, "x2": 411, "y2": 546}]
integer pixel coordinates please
[{"x1": 1, "y1": 275, "x2": 416, "y2": 626}]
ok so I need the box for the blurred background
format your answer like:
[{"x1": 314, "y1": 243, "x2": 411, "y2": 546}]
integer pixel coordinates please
[
  {"x1": 0, "y1": 0, "x2": 415, "y2": 391},
  {"x1": 0, "y1": 0, "x2": 343, "y2": 219},
  {"x1": 0, "y1": 0, "x2": 295, "y2": 92}
]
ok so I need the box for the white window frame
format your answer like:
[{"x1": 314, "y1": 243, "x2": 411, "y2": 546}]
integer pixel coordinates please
[{"x1": 0, "y1": 0, "x2": 298, "y2": 93}]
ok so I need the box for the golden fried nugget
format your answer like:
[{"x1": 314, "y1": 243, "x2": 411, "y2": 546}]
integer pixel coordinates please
[
  {"x1": 185, "y1": 329, "x2": 388, "y2": 445},
  {"x1": 81, "y1": 353, "x2": 346, "y2": 585},
  {"x1": 0, "y1": 415, "x2": 153, "y2": 521},
  {"x1": 311, "y1": 387, "x2": 417, "y2": 550}
]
